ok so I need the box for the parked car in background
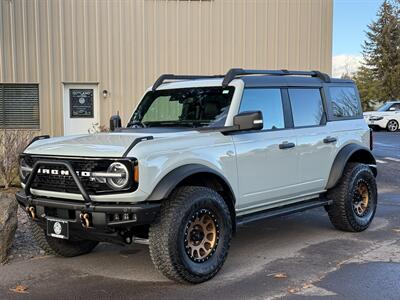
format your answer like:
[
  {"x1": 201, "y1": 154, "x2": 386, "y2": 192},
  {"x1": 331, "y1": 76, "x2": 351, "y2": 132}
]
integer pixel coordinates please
[{"x1": 364, "y1": 101, "x2": 400, "y2": 132}]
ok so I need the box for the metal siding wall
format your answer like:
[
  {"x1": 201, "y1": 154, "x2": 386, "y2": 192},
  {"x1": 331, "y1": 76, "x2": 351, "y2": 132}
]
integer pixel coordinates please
[{"x1": 0, "y1": 0, "x2": 333, "y2": 136}]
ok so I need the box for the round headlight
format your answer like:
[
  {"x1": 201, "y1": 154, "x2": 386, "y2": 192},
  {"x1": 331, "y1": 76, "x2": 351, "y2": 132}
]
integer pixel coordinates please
[
  {"x1": 19, "y1": 158, "x2": 31, "y2": 181},
  {"x1": 106, "y1": 162, "x2": 129, "y2": 190}
]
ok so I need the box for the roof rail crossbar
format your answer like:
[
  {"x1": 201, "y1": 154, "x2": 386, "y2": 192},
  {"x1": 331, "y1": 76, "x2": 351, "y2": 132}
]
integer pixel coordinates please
[
  {"x1": 222, "y1": 68, "x2": 330, "y2": 87},
  {"x1": 152, "y1": 74, "x2": 224, "y2": 91}
]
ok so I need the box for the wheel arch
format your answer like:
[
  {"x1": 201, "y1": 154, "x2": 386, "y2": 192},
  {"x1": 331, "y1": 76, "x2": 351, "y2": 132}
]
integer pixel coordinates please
[
  {"x1": 326, "y1": 144, "x2": 377, "y2": 190},
  {"x1": 148, "y1": 164, "x2": 237, "y2": 232}
]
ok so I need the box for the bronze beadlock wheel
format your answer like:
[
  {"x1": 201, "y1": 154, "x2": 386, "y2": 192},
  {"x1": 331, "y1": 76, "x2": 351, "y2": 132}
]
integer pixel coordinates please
[
  {"x1": 184, "y1": 208, "x2": 219, "y2": 263},
  {"x1": 352, "y1": 180, "x2": 370, "y2": 217},
  {"x1": 149, "y1": 186, "x2": 232, "y2": 283},
  {"x1": 327, "y1": 162, "x2": 377, "y2": 232}
]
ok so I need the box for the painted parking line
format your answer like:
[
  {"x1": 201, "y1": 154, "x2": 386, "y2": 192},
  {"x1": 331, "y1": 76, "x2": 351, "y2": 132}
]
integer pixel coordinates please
[
  {"x1": 374, "y1": 142, "x2": 397, "y2": 147},
  {"x1": 376, "y1": 159, "x2": 387, "y2": 164},
  {"x1": 384, "y1": 157, "x2": 400, "y2": 163}
]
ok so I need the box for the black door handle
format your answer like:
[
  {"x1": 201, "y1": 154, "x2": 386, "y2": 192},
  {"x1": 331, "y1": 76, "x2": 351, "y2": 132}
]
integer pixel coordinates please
[
  {"x1": 279, "y1": 142, "x2": 295, "y2": 149},
  {"x1": 323, "y1": 137, "x2": 337, "y2": 144}
]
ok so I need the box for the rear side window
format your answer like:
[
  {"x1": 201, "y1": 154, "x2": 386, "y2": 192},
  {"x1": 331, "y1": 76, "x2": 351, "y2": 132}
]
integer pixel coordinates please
[
  {"x1": 239, "y1": 88, "x2": 285, "y2": 130},
  {"x1": 329, "y1": 86, "x2": 361, "y2": 118},
  {"x1": 288, "y1": 88, "x2": 324, "y2": 127}
]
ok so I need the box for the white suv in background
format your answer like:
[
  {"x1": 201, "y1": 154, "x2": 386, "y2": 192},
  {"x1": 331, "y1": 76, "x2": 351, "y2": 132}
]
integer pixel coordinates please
[{"x1": 364, "y1": 101, "x2": 400, "y2": 132}]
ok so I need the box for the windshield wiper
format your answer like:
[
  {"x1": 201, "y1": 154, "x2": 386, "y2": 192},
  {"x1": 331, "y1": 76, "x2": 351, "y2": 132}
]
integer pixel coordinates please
[{"x1": 144, "y1": 121, "x2": 208, "y2": 128}]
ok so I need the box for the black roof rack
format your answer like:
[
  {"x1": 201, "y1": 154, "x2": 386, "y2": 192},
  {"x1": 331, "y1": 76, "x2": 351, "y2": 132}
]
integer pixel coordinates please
[
  {"x1": 152, "y1": 74, "x2": 224, "y2": 91},
  {"x1": 221, "y1": 68, "x2": 330, "y2": 87},
  {"x1": 151, "y1": 68, "x2": 331, "y2": 91}
]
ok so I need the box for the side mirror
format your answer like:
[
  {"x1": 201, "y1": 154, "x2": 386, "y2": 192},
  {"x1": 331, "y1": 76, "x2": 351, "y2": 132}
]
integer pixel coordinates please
[
  {"x1": 233, "y1": 111, "x2": 263, "y2": 131},
  {"x1": 109, "y1": 115, "x2": 122, "y2": 132}
]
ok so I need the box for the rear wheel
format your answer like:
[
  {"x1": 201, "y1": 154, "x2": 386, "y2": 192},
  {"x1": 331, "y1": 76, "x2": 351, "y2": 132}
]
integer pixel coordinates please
[
  {"x1": 387, "y1": 119, "x2": 399, "y2": 132},
  {"x1": 326, "y1": 163, "x2": 377, "y2": 232},
  {"x1": 30, "y1": 220, "x2": 98, "y2": 257},
  {"x1": 149, "y1": 186, "x2": 232, "y2": 283}
]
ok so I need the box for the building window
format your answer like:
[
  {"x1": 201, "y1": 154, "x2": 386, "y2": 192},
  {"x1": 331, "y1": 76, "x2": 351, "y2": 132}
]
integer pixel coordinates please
[
  {"x1": 288, "y1": 88, "x2": 325, "y2": 127},
  {"x1": 0, "y1": 84, "x2": 40, "y2": 129}
]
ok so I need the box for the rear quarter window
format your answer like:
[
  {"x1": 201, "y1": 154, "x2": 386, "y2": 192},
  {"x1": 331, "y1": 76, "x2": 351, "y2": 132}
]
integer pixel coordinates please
[{"x1": 329, "y1": 86, "x2": 362, "y2": 118}]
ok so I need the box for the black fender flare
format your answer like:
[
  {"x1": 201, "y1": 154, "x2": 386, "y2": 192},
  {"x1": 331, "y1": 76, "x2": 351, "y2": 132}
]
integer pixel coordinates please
[
  {"x1": 147, "y1": 164, "x2": 235, "y2": 203},
  {"x1": 326, "y1": 144, "x2": 377, "y2": 190}
]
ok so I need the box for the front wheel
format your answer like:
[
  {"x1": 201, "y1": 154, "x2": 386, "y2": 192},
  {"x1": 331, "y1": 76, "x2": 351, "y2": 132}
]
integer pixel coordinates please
[
  {"x1": 149, "y1": 186, "x2": 232, "y2": 283},
  {"x1": 387, "y1": 119, "x2": 399, "y2": 132},
  {"x1": 326, "y1": 163, "x2": 377, "y2": 232}
]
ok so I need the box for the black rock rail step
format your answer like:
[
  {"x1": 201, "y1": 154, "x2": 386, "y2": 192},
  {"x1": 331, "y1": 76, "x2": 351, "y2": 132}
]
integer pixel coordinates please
[{"x1": 237, "y1": 198, "x2": 332, "y2": 226}]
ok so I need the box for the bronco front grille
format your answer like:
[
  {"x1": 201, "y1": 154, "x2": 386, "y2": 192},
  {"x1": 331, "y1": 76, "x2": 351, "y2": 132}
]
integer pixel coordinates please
[{"x1": 22, "y1": 156, "x2": 136, "y2": 195}]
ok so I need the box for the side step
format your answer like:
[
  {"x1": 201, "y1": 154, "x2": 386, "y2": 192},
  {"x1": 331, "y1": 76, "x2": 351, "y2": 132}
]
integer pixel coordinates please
[{"x1": 237, "y1": 198, "x2": 332, "y2": 226}]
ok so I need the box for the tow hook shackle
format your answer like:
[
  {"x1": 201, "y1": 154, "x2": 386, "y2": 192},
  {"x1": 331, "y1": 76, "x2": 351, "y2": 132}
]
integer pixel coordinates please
[
  {"x1": 80, "y1": 212, "x2": 91, "y2": 228},
  {"x1": 27, "y1": 206, "x2": 36, "y2": 220}
]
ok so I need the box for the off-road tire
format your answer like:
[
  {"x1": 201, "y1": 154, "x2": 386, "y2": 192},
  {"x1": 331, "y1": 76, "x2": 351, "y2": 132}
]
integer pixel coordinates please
[
  {"x1": 30, "y1": 220, "x2": 98, "y2": 257},
  {"x1": 149, "y1": 186, "x2": 232, "y2": 283},
  {"x1": 326, "y1": 163, "x2": 377, "y2": 232},
  {"x1": 387, "y1": 119, "x2": 399, "y2": 132}
]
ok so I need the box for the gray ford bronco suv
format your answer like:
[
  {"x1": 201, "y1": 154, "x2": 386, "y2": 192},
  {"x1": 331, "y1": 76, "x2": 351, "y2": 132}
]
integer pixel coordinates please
[{"x1": 16, "y1": 69, "x2": 377, "y2": 283}]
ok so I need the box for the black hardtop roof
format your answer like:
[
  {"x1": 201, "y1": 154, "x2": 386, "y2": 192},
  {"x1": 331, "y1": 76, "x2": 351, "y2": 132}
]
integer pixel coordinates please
[
  {"x1": 152, "y1": 68, "x2": 354, "y2": 90},
  {"x1": 242, "y1": 75, "x2": 354, "y2": 87}
]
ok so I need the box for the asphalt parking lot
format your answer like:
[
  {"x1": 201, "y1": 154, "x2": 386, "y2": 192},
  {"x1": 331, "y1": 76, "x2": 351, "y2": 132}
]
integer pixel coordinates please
[{"x1": 1, "y1": 131, "x2": 399, "y2": 300}]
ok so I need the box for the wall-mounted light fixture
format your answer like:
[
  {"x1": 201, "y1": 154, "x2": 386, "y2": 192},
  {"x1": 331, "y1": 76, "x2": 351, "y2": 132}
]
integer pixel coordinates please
[{"x1": 102, "y1": 90, "x2": 109, "y2": 98}]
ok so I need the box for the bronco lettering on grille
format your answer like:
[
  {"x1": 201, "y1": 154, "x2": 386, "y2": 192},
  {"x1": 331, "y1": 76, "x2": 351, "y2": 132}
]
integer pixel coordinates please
[{"x1": 37, "y1": 168, "x2": 91, "y2": 177}]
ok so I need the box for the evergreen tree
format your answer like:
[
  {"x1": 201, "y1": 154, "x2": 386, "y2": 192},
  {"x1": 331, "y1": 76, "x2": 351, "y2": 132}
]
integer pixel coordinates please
[{"x1": 354, "y1": 0, "x2": 400, "y2": 109}]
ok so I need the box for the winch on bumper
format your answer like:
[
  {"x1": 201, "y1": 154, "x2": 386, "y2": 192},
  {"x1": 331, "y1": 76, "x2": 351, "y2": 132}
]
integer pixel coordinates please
[{"x1": 16, "y1": 158, "x2": 160, "y2": 244}]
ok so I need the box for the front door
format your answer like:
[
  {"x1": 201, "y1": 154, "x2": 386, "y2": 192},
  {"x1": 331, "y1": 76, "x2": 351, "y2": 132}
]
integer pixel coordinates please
[
  {"x1": 63, "y1": 84, "x2": 99, "y2": 135},
  {"x1": 233, "y1": 88, "x2": 299, "y2": 212}
]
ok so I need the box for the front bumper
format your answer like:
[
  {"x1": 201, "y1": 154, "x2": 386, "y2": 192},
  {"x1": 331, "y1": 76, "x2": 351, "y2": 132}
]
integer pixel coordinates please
[
  {"x1": 16, "y1": 191, "x2": 160, "y2": 226},
  {"x1": 16, "y1": 191, "x2": 160, "y2": 242},
  {"x1": 366, "y1": 119, "x2": 387, "y2": 129}
]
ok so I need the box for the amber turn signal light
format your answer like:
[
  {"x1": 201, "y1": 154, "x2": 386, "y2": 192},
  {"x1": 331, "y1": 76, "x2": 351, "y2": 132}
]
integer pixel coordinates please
[{"x1": 133, "y1": 165, "x2": 139, "y2": 182}]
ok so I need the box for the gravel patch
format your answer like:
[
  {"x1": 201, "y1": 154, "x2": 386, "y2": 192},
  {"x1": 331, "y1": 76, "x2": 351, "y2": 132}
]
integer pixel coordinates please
[{"x1": 6, "y1": 207, "x2": 45, "y2": 263}]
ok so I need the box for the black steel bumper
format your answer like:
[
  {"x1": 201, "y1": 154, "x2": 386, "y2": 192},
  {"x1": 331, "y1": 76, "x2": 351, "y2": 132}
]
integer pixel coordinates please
[{"x1": 16, "y1": 191, "x2": 160, "y2": 228}]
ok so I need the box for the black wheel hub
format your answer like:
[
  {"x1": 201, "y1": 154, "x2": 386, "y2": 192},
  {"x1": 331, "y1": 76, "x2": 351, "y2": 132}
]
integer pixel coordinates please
[{"x1": 190, "y1": 228, "x2": 205, "y2": 244}]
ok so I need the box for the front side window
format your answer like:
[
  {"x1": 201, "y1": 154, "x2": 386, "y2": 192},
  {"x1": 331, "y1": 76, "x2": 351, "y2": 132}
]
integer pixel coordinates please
[
  {"x1": 129, "y1": 87, "x2": 234, "y2": 128},
  {"x1": 289, "y1": 88, "x2": 324, "y2": 127},
  {"x1": 239, "y1": 88, "x2": 285, "y2": 130},
  {"x1": 329, "y1": 86, "x2": 362, "y2": 118},
  {"x1": 390, "y1": 103, "x2": 400, "y2": 111}
]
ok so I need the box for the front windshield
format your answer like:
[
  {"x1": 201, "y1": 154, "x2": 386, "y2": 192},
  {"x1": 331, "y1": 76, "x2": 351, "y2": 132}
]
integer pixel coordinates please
[
  {"x1": 128, "y1": 86, "x2": 235, "y2": 128},
  {"x1": 377, "y1": 103, "x2": 392, "y2": 112}
]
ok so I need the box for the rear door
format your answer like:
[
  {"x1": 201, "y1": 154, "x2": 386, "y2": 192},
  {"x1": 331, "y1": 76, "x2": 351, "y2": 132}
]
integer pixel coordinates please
[
  {"x1": 287, "y1": 87, "x2": 336, "y2": 193},
  {"x1": 232, "y1": 88, "x2": 299, "y2": 212}
]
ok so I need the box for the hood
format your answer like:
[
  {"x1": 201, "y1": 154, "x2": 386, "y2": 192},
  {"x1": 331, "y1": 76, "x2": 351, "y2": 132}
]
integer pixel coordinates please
[
  {"x1": 364, "y1": 111, "x2": 393, "y2": 117},
  {"x1": 25, "y1": 128, "x2": 196, "y2": 158},
  {"x1": 363, "y1": 111, "x2": 375, "y2": 115}
]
